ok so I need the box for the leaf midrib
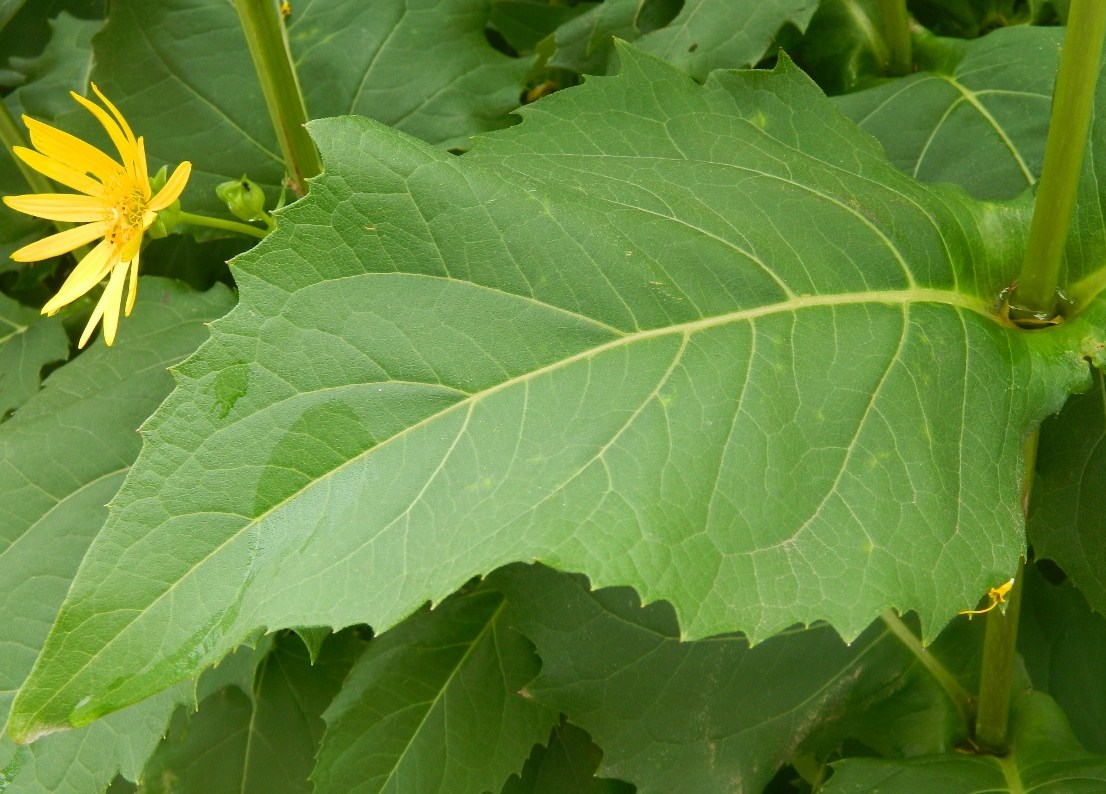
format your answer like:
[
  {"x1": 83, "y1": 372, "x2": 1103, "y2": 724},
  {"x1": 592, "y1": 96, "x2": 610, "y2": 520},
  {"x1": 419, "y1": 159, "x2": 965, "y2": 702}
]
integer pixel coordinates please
[{"x1": 18, "y1": 284, "x2": 1000, "y2": 731}]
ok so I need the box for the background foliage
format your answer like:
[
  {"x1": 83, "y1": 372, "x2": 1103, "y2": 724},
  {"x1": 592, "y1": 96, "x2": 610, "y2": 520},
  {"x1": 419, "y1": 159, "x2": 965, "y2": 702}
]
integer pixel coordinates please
[{"x1": 2, "y1": 0, "x2": 1106, "y2": 792}]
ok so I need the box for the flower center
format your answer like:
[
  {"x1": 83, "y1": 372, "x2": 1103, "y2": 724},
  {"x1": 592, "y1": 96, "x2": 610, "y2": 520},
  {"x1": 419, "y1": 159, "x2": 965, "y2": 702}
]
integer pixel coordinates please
[{"x1": 103, "y1": 182, "x2": 150, "y2": 253}]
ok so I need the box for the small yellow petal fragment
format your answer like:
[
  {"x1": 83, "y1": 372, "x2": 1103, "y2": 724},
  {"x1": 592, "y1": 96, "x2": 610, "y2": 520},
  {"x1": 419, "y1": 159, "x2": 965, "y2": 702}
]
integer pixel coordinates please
[{"x1": 959, "y1": 578, "x2": 1015, "y2": 619}]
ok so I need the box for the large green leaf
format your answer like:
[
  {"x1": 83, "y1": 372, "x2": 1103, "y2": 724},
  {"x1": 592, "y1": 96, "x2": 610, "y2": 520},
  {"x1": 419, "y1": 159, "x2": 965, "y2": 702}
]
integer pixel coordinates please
[
  {"x1": 1019, "y1": 563, "x2": 1106, "y2": 755},
  {"x1": 821, "y1": 691, "x2": 1106, "y2": 792},
  {"x1": 79, "y1": 0, "x2": 530, "y2": 216},
  {"x1": 3, "y1": 11, "x2": 98, "y2": 121},
  {"x1": 141, "y1": 631, "x2": 363, "y2": 794},
  {"x1": 10, "y1": 46, "x2": 1102, "y2": 738},
  {"x1": 0, "y1": 292, "x2": 66, "y2": 421},
  {"x1": 0, "y1": 278, "x2": 235, "y2": 789},
  {"x1": 493, "y1": 564, "x2": 957, "y2": 792},
  {"x1": 633, "y1": 0, "x2": 820, "y2": 79},
  {"x1": 313, "y1": 590, "x2": 557, "y2": 794},
  {"x1": 834, "y1": 26, "x2": 1061, "y2": 200},
  {"x1": 499, "y1": 720, "x2": 633, "y2": 794},
  {"x1": 552, "y1": 0, "x2": 817, "y2": 77},
  {"x1": 1029, "y1": 371, "x2": 1106, "y2": 615},
  {"x1": 290, "y1": 0, "x2": 530, "y2": 151},
  {"x1": 907, "y1": 0, "x2": 1028, "y2": 39},
  {"x1": 792, "y1": 0, "x2": 886, "y2": 96}
]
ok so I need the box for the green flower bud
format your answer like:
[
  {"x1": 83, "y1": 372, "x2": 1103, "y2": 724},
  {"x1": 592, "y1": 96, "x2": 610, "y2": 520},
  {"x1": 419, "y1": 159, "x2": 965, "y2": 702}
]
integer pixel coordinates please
[
  {"x1": 215, "y1": 175, "x2": 267, "y2": 223},
  {"x1": 147, "y1": 199, "x2": 181, "y2": 240}
]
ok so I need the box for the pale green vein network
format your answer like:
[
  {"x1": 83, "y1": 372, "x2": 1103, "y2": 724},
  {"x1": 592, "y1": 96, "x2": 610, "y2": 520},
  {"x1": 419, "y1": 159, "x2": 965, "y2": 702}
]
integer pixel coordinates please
[{"x1": 14, "y1": 286, "x2": 998, "y2": 730}]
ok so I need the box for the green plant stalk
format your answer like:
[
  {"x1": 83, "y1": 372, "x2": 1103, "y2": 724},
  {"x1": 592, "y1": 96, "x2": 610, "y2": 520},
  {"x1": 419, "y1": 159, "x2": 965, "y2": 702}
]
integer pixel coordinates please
[
  {"x1": 1015, "y1": 0, "x2": 1106, "y2": 317},
  {"x1": 178, "y1": 211, "x2": 269, "y2": 239},
  {"x1": 972, "y1": 559, "x2": 1026, "y2": 752},
  {"x1": 880, "y1": 610, "x2": 971, "y2": 724},
  {"x1": 232, "y1": 0, "x2": 321, "y2": 196},
  {"x1": 877, "y1": 0, "x2": 912, "y2": 76},
  {"x1": 972, "y1": 430, "x2": 1037, "y2": 753}
]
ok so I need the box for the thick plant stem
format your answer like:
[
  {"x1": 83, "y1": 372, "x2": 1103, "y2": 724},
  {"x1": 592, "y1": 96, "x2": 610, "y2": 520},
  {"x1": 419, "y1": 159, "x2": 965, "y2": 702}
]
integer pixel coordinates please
[
  {"x1": 973, "y1": 560, "x2": 1026, "y2": 752},
  {"x1": 972, "y1": 432, "x2": 1037, "y2": 753},
  {"x1": 1015, "y1": 0, "x2": 1106, "y2": 318},
  {"x1": 878, "y1": 0, "x2": 912, "y2": 76},
  {"x1": 880, "y1": 610, "x2": 971, "y2": 724},
  {"x1": 232, "y1": 0, "x2": 321, "y2": 196}
]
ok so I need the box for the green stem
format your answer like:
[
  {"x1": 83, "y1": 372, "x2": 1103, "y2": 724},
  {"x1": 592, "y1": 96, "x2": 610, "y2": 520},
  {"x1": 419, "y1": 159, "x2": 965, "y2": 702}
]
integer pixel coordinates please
[
  {"x1": 972, "y1": 431, "x2": 1037, "y2": 752},
  {"x1": 972, "y1": 560, "x2": 1026, "y2": 753},
  {"x1": 178, "y1": 211, "x2": 268, "y2": 239},
  {"x1": 1014, "y1": 0, "x2": 1106, "y2": 318},
  {"x1": 880, "y1": 610, "x2": 972, "y2": 724},
  {"x1": 0, "y1": 102, "x2": 91, "y2": 261},
  {"x1": 232, "y1": 0, "x2": 321, "y2": 196},
  {"x1": 878, "y1": 0, "x2": 913, "y2": 76}
]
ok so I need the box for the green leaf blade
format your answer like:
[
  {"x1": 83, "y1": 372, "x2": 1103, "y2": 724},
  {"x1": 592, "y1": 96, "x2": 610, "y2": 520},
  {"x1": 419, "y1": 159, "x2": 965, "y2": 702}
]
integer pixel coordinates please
[
  {"x1": 834, "y1": 26, "x2": 1061, "y2": 200},
  {"x1": 10, "y1": 46, "x2": 1099, "y2": 738},
  {"x1": 0, "y1": 278, "x2": 235, "y2": 790},
  {"x1": 141, "y1": 632, "x2": 363, "y2": 794},
  {"x1": 822, "y1": 692, "x2": 1106, "y2": 792},
  {"x1": 0, "y1": 293, "x2": 67, "y2": 420},
  {"x1": 313, "y1": 591, "x2": 557, "y2": 794}
]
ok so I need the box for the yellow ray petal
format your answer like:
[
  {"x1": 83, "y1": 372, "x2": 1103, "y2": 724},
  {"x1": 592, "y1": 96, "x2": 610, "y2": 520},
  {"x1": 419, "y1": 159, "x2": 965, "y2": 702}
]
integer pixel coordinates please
[
  {"x1": 12, "y1": 146, "x2": 104, "y2": 196},
  {"x1": 95, "y1": 256, "x2": 130, "y2": 347},
  {"x1": 68, "y1": 91, "x2": 136, "y2": 176},
  {"x1": 90, "y1": 83, "x2": 139, "y2": 151},
  {"x1": 24, "y1": 117, "x2": 121, "y2": 183},
  {"x1": 125, "y1": 252, "x2": 141, "y2": 316},
  {"x1": 4, "y1": 193, "x2": 107, "y2": 223},
  {"x1": 148, "y1": 161, "x2": 192, "y2": 211},
  {"x1": 12, "y1": 221, "x2": 109, "y2": 262},
  {"x1": 70, "y1": 91, "x2": 139, "y2": 179},
  {"x1": 135, "y1": 137, "x2": 150, "y2": 198},
  {"x1": 41, "y1": 241, "x2": 117, "y2": 315}
]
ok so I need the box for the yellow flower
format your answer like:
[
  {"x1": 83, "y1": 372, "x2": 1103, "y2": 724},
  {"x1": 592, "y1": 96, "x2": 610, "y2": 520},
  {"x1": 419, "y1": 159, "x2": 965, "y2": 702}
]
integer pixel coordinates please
[{"x1": 2, "y1": 84, "x2": 191, "y2": 348}]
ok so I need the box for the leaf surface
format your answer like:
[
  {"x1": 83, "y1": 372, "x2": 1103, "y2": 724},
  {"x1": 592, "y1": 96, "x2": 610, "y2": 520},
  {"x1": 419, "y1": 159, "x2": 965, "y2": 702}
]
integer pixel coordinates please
[
  {"x1": 793, "y1": 0, "x2": 885, "y2": 96},
  {"x1": 1019, "y1": 563, "x2": 1106, "y2": 755},
  {"x1": 290, "y1": 0, "x2": 530, "y2": 151},
  {"x1": 313, "y1": 590, "x2": 556, "y2": 794},
  {"x1": 499, "y1": 721, "x2": 633, "y2": 794},
  {"x1": 140, "y1": 631, "x2": 363, "y2": 794},
  {"x1": 10, "y1": 46, "x2": 1103, "y2": 738},
  {"x1": 1029, "y1": 371, "x2": 1106, "y2": 616},
  {"x1": 552, "y1": 0, "x2": 816, "y2": 77},
  {"x1": 821, "y1": 692, "x2": 1106, "y2": 792},
  {"x1": 0, "y1": 279, "x2": 234, "y2": 789},
  {"x1": 634, "y1": 0, "x2": 819, "y2": 79},
  {"x1": 0, "y1": 292, "x2": 67, "y2": 420},
  {"x1": 79, "y1": 0, "x2": 530, "y2": 216},
  {"x1": 4, "y1": 11, "x2": 98, "y2": 121},
  {"x1": 494, "y1": 564, "x2": 942, "y2": 793},
  {"x1": 834, "y1": 26, "x2": 1061, "y2": 200}
]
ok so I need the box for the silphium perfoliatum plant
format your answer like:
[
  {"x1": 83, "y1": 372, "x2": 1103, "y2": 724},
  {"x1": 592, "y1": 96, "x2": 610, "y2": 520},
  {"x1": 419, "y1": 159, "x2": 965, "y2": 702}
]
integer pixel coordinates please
[{"x1": 2, "y1": 0, "x2": 1106, "y2": 792}]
